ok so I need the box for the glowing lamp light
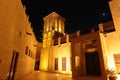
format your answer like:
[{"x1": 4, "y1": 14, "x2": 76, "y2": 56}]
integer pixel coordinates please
[
  {"x1": 107, "y1": 54, "x2": 116, "y2": 70},
  {"x1": 117, "y1": 74, "x2": 120, "y2": 80}
]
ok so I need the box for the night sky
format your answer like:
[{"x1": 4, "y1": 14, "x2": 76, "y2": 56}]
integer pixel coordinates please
[{"x1": 21, "y1": 0, "x2": 113, "y2": 42}]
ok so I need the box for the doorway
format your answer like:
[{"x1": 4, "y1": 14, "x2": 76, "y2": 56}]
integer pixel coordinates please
[
  {"x1": 62, "y1": 57, "x2": 66, "y2": 71},
  {"x1": 85, "y1": 51, "x2": 101, "y2": 76},
  {"x1": 8, "y1": 51, "x2": 19, "y2": 80},
  {"x1": 55, "y1": 58, "x2": 58, "y2": 70}
]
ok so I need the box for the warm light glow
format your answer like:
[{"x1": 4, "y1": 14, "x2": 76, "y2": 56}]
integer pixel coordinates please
[
  {"x1": 48, "y1": 32, "x2": 51, "y2": 38},
  {"x1": 43, "y1": 39, "x2": 46, "y2": 48},
  {"x1": 47, "y1": 37, "x2": 51, "y2": 46},
  {"x1": 61, "y1": 22, "x2": 64, "y2": 33},
  {"x1": 59, "y1": 20, "x2": 62, "y2": 32},
  {"x1": 40, "y1": 49, "x2": 49, "y2": 70},
  {"x1": 40, "y1": 43, "x2": 72, "y2": 74},
  {"x1": 107, "y1": 54, "x2": 116, "y2": 70},
  {"x1": 75, "y1": 56, "x2": 80, "y2": 68},
  {"x1": 43, "y1": 34, "x2": 47, "y2": 38},
  {"x1": 56, "y1": 74, "x2": 59, "y2": 76},
  {"x1": 41, "y1": 12, "x2": 71, "y2": 75},
  {"x1": 55, "y1": 19, "x2": 57, "y2": 31},
  {"x1": 46, "y1": 20, "x2": 49, "y2": 32},
  {"x1": 117, "y1": 74, "x2": 120, "y2": 80},
  {"x1": 43, "y1": 32, "x2": 52, "y2": 48},
  {"x1": 46, "y1": 27, "x2": 49, "y2": 32},
  {"x1": 40, "y1": 59, "x2": 48, "y2": 70},
  {"x1": 59, "y1": 27, "x2": 62, "y2": 32},
  {"x1": 100, "y1": 33, "x2": 120, "y2": 71},
  {"x1": 57, "y1": 44, "x2": 72, "y2": 74},
  {"x1": 37, "y1": 71, "x2": 40, "y2": 72}
]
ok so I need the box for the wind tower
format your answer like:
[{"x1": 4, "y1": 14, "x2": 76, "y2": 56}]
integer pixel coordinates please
[{"x1": 42, "y1": 12, "x2": 65, "y2": 48}]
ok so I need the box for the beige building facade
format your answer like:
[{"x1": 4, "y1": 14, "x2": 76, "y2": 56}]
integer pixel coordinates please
[
  {"x1": 0, "y1": 0, "x2": 38, "y2": 80},
  {"x1": 71, "y1": 0, "x2": 120, "y2": 80}
]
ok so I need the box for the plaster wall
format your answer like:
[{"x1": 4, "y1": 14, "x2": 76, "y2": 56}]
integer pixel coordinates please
[
  {"x1": 109, "y1": 0, "x2": 120, "y2": 34},
  {"x1": 0, "y1": 0, "x2": 37, "y2": 79},
  {"x1": 40, "y1": 42, "x2": 72, "y2": 74}
]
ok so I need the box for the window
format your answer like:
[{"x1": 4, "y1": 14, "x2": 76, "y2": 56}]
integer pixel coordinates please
[
  {"x1": 114, "y1": 54, "x2": 120, "y2": 72},
  {"x1": 8, "y1": 51, "x2": 19, "y2": 80},
  {"x1": 55, "y1": 58, "x2": 58, "y2": 70},
  {"x1": 85, "y1": 51, "x2": 101, "y2": 75},
  {"x1": 62, "y1": 57, "x2": 66, "y2": 71},
  {"x1": 25, "y1": 46, "x2": 28, "y2": 55}
]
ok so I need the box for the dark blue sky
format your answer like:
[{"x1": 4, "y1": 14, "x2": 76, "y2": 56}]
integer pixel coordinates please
[{"x1": 21, "y1": 0, "x2": 112, "y2": 42}]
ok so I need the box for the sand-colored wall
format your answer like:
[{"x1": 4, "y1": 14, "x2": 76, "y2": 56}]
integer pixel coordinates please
[
  {"x1": 0, "y1": 0, "x2": 37, "y2": 79},
  {"x1": 100, "y1": 31, "x2": 120, "y2": 70},
  {"x1": 40, "y1": 42, "x2": 72, "y2": 74},
  {"x1": 108, "y1": 0, "x2": 120, "y2": 54},
  {"x1": 109, "y1": 0, "x2": 120, "y2": 34}
]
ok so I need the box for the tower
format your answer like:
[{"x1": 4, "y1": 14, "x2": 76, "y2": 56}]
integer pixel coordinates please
[{"x1": 42, "y1": 12, "x2": 65, "y2": 48}]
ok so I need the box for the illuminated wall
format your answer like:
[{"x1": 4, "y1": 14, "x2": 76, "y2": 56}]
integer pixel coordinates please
[
  {"x1": 106, "y1": 0, "x2": 120, "y2": 72},
  {"x1": 97, "y1": 0, "x2": 120, "y2": 73},
  {"x1": 40, "y1": 42, "x2": 72, "y2": 74},
  {"x1": 0, "y1": 0, "x2": 37, "y2": 80},
  {"x1": 40, "y1": 48, "x2": 49, "y2": 70},
  {"x1": 43, "y1": 32, "x2": 53, "y2": 48},
  {"x1": 99, "y1": 29, "x2": 120, "y2": 80},
  {"x1": 96, "y1": 1, "x2": 120, "y2": 79},
  {"x1": 109, "y1": 0, "x2": 120, "y2": 34},
  {"x1": 105, "y1": 34, "x2": 120, "y2": 69}
]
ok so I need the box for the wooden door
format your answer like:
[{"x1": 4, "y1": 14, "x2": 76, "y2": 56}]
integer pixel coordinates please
[{"x1": 62, "y1": 57, "x2": 66, "y2": 71}]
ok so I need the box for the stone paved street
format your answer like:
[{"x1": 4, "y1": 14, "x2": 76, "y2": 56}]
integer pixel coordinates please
[{"x1": 22, "y1": 71, "x2": 73, "y2": 80}]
